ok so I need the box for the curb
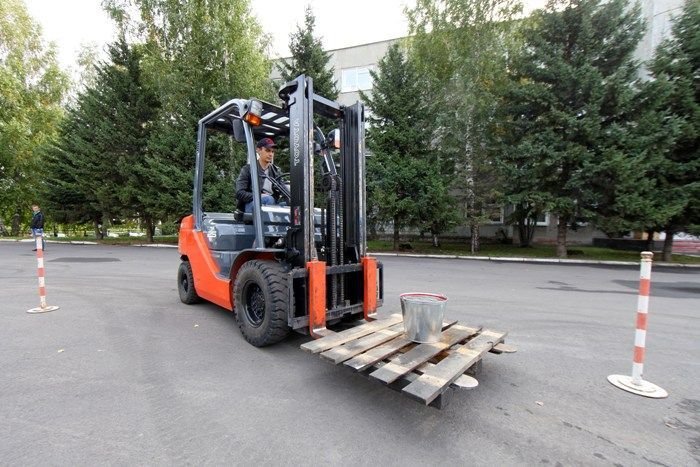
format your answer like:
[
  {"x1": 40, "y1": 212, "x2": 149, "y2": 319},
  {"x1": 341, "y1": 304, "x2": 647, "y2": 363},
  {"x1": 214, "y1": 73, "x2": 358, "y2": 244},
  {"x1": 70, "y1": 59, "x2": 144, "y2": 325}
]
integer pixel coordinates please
[
  {"x1": 370, "y1": 252, "x2": 700, "y2": 268},
  {"x1": 133, "y1": 243, "x2": 178, "y2": 248}
]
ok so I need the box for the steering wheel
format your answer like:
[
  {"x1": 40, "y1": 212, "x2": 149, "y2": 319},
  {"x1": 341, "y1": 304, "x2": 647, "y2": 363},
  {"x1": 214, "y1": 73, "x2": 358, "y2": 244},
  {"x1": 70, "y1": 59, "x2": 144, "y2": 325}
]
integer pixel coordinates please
[{"x1": 267, "y1": 173, "x2": 291, "y2": 202}]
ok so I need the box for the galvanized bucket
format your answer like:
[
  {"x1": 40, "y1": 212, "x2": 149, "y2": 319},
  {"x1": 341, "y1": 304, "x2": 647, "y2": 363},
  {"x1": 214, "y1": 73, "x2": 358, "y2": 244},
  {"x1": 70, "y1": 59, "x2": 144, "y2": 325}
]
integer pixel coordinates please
[{"x1": 400, "y1": 293, "x2": 448, "y2": 344}]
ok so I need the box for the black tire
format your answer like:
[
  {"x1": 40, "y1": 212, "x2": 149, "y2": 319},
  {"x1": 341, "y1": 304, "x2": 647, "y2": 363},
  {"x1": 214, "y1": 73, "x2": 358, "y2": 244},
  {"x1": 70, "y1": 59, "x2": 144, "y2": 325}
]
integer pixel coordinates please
[
  {"x1": 234, "y1": 260, "x2": 291, "y2": 347},
  {"x1": 178, "y1": 261, "x2": 201, "y2": 304}
]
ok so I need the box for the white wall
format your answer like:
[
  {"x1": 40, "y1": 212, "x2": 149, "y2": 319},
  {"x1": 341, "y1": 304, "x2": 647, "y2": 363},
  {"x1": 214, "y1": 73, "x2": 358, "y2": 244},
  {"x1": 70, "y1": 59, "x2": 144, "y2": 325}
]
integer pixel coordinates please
[{"x1": 635, "y1": 0, "x2": 685, "y2": 76}]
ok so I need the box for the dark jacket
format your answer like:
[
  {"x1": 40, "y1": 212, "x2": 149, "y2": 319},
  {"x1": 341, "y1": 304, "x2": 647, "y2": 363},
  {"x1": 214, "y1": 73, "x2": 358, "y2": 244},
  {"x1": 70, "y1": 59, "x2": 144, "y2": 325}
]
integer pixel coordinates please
[
  {"x1": 30, "y1": 210, "x2": 45, "y2": 229},
  {"x1": 235, "y1": 162, "x2": 283, "y2": 211}
]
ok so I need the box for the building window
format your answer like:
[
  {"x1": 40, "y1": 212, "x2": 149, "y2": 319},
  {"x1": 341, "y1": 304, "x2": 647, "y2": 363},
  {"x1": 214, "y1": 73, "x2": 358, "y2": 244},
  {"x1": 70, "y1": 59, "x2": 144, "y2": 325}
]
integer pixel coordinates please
[
  {"x1": 536, "y1": 212, "x2": 550, "y2": 226},
  {"x1": 341, "y1": 66, "x2": 374, "y2": 93},
  {"x1": 486, "y1": 206, "x2": 504, "y2": 224}
]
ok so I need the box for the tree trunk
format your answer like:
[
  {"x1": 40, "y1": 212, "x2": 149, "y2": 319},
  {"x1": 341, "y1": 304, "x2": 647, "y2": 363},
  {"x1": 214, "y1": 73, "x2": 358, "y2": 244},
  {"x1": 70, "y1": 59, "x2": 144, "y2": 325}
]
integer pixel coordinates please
[
  {"x1": 556, "y1": 216, "x2": 568, "y2": 258},
  {"x1": 518, "y1": 216, "x2": 536, "y2": 247},
  {"x1": 94, "y1": 219, "x2": 102, "y2": 239},
  {"x1": 0, "y1": 218, "x2": 8, "y2": 236},
  {"x1": 101, "y1": 213, "x2": 109, "y2": 239},
  {"x1": 393, "y1": 217, "x2": 400, "y2": 251},
  {"x1": 662, "y1": 230, "x2": 674, "y2": 262},
  {"x1": 470, "y1": 223, "x2": 480, "y2": 253},
  {"x1": 11, "y1": 212, "x2": 20, "y2": 236},
  {"x1": 432, "y1": 232, "x2": 439, "y2": 247},
  {"x1": 645, "y1": 229, "x2": 655, "y2": 251},
  {"x1": 145, "y1": 215, "x2": 154, "y2": 243}
]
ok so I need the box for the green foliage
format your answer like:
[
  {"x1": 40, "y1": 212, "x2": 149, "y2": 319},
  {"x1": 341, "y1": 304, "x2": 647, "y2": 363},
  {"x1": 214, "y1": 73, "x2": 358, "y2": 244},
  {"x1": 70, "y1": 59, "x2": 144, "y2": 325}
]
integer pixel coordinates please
[
  {"x1": 496, "y1": 0, "x2": 645, "y2": 257},
  {"x1": 640, "y1": 0, "x2": 700, "y2": 240},
  {"x1": 41, "y1": 108, "x2": 101, "y2": 229},
  {"x1": 363, "y1": 44, "x2": 456, "y2": 248},
  {"x1": 0, "y1": 0, "x2": 69, "y2": 229},
  {"x1": 407, "y1": 0, "x2": 522, "y2": 252},
  {"x1": 42, "y1": 39, "x2": 160, "y2": 238},
  {"x1": 159, "y1": 221, "x2": 179, "y2": 236},
  {"x1": 105, "y1": 0, "x2": 273, "y2": 219},
  {"x1": 278, "y1": 6, "x2": 338, "y2": 100}
]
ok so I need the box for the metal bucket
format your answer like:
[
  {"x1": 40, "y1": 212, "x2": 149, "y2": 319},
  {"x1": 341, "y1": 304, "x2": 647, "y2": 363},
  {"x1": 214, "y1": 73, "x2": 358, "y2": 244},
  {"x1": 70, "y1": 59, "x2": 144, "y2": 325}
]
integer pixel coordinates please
[{"x1": 400, "y1": 293, "x2": 448, "y2": 344}]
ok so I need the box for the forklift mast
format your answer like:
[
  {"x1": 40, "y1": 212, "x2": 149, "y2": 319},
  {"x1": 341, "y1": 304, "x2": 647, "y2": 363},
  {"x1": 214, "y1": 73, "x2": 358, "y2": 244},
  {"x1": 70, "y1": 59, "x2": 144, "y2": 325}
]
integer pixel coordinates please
[
  {"x1": 282, "y1": 75, "x2": 367, "y2": 268},
  {"x1": 280, "y1": 75, "x2": 378, "y2": 333}
]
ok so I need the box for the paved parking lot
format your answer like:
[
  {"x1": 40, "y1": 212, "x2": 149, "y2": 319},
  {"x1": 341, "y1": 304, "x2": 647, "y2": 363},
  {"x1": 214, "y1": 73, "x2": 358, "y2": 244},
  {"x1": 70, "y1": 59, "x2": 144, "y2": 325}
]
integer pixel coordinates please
[{"x1": 1, "y1": 241, "x2": 698, "y2": 465}]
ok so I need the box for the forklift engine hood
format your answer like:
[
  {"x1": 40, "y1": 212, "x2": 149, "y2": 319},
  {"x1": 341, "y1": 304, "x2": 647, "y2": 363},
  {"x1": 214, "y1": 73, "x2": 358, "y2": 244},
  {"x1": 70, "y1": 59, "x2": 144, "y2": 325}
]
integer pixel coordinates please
[{"x1": 202, "y1": 206, "x2": 323, "y2": 252}]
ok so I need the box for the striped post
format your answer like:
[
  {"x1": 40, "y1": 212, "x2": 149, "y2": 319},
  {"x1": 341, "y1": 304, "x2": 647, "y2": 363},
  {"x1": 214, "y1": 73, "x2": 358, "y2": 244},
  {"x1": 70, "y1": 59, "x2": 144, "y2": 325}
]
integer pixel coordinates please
[
  {"x1": 632, "y1": 251, "x2": 653, "y2": 384},
  {"x1": 26, "y1": 232, "x2": 59, "y2": 314},
  {"x1": 607, "y1": 251, "x2": 667, "y2": 398}
]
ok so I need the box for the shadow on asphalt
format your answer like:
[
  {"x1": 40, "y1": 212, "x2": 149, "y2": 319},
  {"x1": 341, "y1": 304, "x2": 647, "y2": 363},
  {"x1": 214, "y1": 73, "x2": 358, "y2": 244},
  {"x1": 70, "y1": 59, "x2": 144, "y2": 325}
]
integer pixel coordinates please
[
  {"x1": 537, "y1": 280, "x2": 699, "y2": 299},
  {"x1": 48, "y1": 257, "x2": 121, "y2": 262}
]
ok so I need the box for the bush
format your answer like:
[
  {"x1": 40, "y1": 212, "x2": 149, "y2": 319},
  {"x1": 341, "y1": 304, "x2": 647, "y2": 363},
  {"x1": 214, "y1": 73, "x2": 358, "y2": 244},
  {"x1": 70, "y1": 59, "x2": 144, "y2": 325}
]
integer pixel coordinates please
[{"x1": 159, "y1": 221, "x2": 179, "y2": 236}]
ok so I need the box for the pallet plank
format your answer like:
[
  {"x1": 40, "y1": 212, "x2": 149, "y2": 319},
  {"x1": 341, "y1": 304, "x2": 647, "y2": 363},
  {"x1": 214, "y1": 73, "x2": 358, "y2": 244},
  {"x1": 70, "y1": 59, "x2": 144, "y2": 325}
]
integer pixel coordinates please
[
  {"x1": 343, "y1": 335, "x2": 415, "y2": 372},
  {"x1": 320, "y1": 318, "x2": 458, "y2": 365},
  {"x1": 342, "y1": 321, "x2": 464, "y2": 372},
  {"x1": 402, "y1": 330, "x2": 506, "y2": 404},
  {"x1": 300, "y1": 314, "x2": 403, "y2": 354},
  {"x1": 320, "y1": 323, "x2": 405, "y2": 364},
  {"x1": 383, "y1": 360, "x2": 479, "y2": 389},
  {"x1": 368, "y1": 325, "x2": 480, "y2": 385}
]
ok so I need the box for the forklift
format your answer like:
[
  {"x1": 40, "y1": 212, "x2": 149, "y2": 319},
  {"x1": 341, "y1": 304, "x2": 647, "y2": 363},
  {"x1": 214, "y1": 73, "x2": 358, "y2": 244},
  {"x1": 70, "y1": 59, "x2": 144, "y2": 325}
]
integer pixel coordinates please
[{"x1": 177, "y1": 74, "x2": 383, "y2": 347}]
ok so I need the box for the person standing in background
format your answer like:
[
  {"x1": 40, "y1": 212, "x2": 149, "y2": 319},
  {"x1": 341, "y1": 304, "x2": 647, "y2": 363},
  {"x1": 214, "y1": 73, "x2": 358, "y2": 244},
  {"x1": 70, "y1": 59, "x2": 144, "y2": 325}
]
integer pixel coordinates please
[{"x1": 30, "y1": 204, "x2": 45, "y2": 251}]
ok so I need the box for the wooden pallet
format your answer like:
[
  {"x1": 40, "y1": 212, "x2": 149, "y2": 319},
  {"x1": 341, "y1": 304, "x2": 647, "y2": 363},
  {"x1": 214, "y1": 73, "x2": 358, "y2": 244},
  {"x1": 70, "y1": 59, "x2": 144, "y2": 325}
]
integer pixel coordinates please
[{"x1": 300, "y1": 314, "x2": 515, "y2": 408}]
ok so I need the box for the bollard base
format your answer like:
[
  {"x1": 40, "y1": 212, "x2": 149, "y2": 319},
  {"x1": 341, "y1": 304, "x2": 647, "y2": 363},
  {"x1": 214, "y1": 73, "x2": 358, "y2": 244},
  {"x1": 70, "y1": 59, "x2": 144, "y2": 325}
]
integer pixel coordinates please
[
  {"x1": 26, "y1": 305, "x2": 59, "y2": 314},
  {"x1": 607, "y1": 374, "x2": 668, "y2": 398}
]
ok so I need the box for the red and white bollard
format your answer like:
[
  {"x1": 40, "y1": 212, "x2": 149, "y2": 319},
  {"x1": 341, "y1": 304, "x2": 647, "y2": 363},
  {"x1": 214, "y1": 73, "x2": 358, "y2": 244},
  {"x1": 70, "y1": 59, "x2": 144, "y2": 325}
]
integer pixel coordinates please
[
  {"x1": 608, "y1": 251, "x2": 667, "y2": 398},
  {"x1": 26, "y1": 232, "x2": 59, "y2": 314}
]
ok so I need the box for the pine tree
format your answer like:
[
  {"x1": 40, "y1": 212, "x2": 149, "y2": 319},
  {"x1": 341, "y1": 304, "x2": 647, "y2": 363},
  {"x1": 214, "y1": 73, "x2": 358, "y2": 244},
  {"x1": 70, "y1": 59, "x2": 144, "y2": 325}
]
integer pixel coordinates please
[
  {"x1": 641, "y1": 0, "x2": 700, "y2": 260},
  {"x1": 497, "y1": 0, "x2": 645, "y2": 257},
  {"x1": 278, "y1": 6, "x2": 338, "y2": 100},
  {"x1": 43, "y1": 39, "x2": 160, "y2": 239},
  {"x1": 363, "y1": 44, "x2": 456, "y2": 249},
  {"x1": 96, "y1": 39, "x2": 160, "y2": 240},
  {"x1": 104, "y1": 0, "x2": 273, "y2": 220},
  {"x1": 41, "y1": 109, "x2": 103, "y2": 234}
]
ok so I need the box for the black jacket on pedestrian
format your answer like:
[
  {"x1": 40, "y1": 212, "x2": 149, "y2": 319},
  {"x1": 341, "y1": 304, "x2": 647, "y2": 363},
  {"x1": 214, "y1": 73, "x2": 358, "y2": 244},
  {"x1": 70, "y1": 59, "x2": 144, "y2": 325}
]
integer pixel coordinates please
[
  {"x1": 235, "y1": 162, "x2": 284, "y2": 211},
  {"x1": 30, "y1": 210, "x2": 45, "y2": 229}
]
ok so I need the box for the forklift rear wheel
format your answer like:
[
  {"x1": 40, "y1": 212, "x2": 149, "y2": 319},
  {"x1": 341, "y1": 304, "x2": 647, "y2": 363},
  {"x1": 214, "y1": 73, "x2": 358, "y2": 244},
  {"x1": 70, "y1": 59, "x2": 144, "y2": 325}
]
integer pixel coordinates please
[
  {"x1": 234, "y1": 260, "x2": 290, "y2": 347},
  {"x1": 178, "y1": 261, "x2": 201, "y2": 304}
]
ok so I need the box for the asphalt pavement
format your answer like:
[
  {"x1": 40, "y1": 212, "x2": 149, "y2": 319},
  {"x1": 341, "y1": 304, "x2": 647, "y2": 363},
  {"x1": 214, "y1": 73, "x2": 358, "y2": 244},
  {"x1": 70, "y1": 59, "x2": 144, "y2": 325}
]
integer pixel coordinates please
[{"x1": 1, "y1": 241, "x2": 698, "y2": 466}]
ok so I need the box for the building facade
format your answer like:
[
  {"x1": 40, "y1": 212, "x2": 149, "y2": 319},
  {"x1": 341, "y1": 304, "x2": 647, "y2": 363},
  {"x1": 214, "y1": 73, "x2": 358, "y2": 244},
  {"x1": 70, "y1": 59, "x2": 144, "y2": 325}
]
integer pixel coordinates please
[{"x1": 270, "y1": 37, "x2": 402, "y2": 107}]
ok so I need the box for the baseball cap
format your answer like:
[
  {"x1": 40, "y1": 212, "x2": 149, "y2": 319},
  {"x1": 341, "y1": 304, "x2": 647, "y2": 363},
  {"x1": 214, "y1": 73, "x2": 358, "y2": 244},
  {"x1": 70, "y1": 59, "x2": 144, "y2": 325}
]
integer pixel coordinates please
[{"x1": 256, "y1": 137, "x2": 276, "y2": 149}]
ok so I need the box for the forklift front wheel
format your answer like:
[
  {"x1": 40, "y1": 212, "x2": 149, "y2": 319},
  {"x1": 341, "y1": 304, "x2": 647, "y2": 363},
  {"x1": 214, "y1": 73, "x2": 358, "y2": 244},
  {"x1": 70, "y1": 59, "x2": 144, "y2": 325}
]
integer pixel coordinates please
[
  {"x1": 178, "y1": 261, "x2": 201, "y2": 304},
  {"x1": 234, "y1": 260, "x2": 290, "y2": 347}
]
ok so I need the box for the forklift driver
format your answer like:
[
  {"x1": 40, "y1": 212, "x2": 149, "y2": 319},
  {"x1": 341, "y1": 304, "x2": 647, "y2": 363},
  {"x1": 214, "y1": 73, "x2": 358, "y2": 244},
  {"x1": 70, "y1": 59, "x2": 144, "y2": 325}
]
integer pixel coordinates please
[{"x1": 235, "y1": 137, "x2": 284, "y2": 213}]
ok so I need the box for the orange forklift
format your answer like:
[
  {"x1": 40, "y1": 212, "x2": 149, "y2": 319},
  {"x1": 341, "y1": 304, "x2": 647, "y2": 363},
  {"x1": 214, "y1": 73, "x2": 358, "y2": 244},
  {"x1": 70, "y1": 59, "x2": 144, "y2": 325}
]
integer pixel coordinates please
[{"x1": 177, "y1": 75, "x2": 382, "y2": 347}]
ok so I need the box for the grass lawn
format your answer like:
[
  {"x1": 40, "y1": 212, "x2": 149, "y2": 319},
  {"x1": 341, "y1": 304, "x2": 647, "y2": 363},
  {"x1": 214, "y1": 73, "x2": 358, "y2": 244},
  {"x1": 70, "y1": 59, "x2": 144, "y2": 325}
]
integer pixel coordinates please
[{"x1": 6, "y1": 235, "x2": 698, "y2": 264}]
